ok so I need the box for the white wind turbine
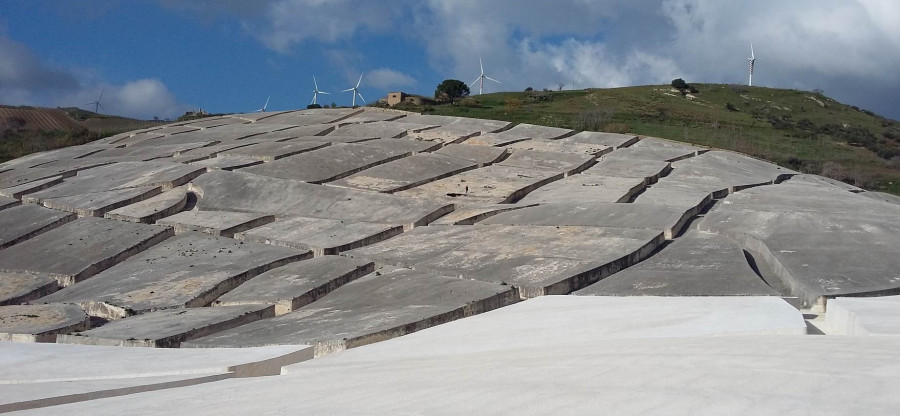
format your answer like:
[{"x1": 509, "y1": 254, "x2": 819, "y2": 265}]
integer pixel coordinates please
[
  {"x1": 256, "y1": 96, "x2": 270, "y2": 112},
  {"x1": 470, "y1": 57, "x2": 501, "y2": 95},
  {"x1": 342, "y1": 73, "x2": 365, "y2": 107},
  {"x1": 311, "y1": 76, "x2": 329, "y2": 105},
  {"x1": 85, "y1": 90, "x2": 105, "y2": 113},
  {"x1": 748, "y1": 43, "x2": 756, "y2": 87}
]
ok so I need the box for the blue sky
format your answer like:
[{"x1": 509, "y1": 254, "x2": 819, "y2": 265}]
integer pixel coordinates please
[{"x1": 2, "y1": 0, "x2": 899, "y2": 120}]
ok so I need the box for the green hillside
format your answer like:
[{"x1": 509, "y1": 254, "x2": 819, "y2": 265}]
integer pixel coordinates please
[{"x1": 392, "y1": 84, "x2": 900, "y2": 195}]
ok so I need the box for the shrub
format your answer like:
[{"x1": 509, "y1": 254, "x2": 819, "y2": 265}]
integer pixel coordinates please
[
  {"x1": 572, "y1": 107, "x2": 615, "y2": 131},
  {"x1": 503, "y1": 98, "x2": 523, "y2": 112},
  {"x1": 458, "y1": 97, "x2": 481, "y2": 107},
  {"x1": 604, "y1": 122, "x2": 631, "y2": 134},
  {"x1": 725, "y1": 102, "x2": 739, "y2": 112}
]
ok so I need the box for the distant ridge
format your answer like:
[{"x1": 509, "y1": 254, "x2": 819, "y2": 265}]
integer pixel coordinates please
[{"x1": 0, "y1": 105, "x2": 166, "y2": 134}]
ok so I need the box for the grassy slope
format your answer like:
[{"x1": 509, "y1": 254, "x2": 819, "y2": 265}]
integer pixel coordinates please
[{"x1": 398, "y1": 84, "x2": 900, "y2": 195}]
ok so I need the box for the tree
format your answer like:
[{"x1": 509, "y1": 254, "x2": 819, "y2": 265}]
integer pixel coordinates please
[
  {"x1": 671, "y1": 78, "x2": 689, "y2": 91},
  {"x1": 435, "y1": 79, "x2": 470, "y2": 105}
]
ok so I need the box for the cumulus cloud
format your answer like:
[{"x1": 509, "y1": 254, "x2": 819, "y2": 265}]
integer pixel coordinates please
[{"x1": 365, "y1": 69, "x2": 416, "y2": 90}]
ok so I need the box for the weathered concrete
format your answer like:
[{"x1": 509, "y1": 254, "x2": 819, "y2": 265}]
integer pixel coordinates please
[
  {"x1": 860, "y1": 191, "x2": 900, "y2": 205},
  {"x1": 575, "y1": 231, "x2": 780, "y2": 296},
  {"x1": 360, "y1": 137, "x2": 442, "y2": 154},
  {"x1": 463, "y1": 132, "x2": 531, "y2": 147},
  {"x1": 648, "y1": 150, "x2": 794, "y2": 199},
  {"x1": 241, "y1": 143, "x2": 411, "y2": 183},
  {"x1": 335, "y1": 111, "x2": 406, "y2": 124},
  {"x1": 613, "y1": 137, "x2": 707, "y2": 161},
  {"x1": 84, "y1": 142, "x2": 213, "y2": 160},
  {"x1": 429, "y1": 204, "x2": 538, "y2": 225},
  {"x1": 583, "y1": 157, "x2": 672, "y2": 184},
  {"x1": 0, "y1": 145, "x2": 109, "y2": 170},
  {"x1": 190, "y1": 170, "x2": 452, "y2": 228},
  {"x1": 403, "y1": 115, "x2": 509, "y2": 142},
  {"x1": 0, "y1": 195, "x2": 18, "y2": 210},
  {"x1": 482, "y1": 202, "x2": 695, "y2": 240},
  {"x1": 432, "y1": 143, "x2": 508, "y2": 166},
  {"x1": 233, "y1": 216, "x2": 403, "y2": 256},
  {"x1": 497, "y1": 148, "x2": 595, "y2": 175},
  {"x1": 505, "y1": 138, "x2": 611, "y2": 156},
  {"x1": 157, "y1": 211, "x2": 275, "y2": 237},
  {"x1": 181, "y1": 117, "x2": 242, "y2": 129},
  {"x1": 58, "y1": 305, "x2": 275, "y2": 348},
  {"x1": 119, "y1": 123, "x2": 299, "y2": 147},
  {"x1": 825, "y1": 296, "x2": 900, "y2": 335},
  {"x1": 0, "y1": 272, "x2": 59, "y2": 306},
  {"x1": 38, "y1": 185, "x2": 163, "y2": 217},
  {"x1": 561, "y1": 131, "x2": 640, "y2": 148},
  {"x1": 40, "y1": 232, "x2": 307, "y2": 319},
  {"x1": 0, "y1": 217, "x2": 173, "y2": 287},
  {"x1": 169, "y1": 142, "x2": 260, "y2": 163},
  {"x1": 0, "y1": 168, "x2": 75, "y2": 189},
  {"x1": 189, "y1": 155, "x2": 264, "y2": 171},
  {"x1": 214, "y1": 256, "x2": 375, "y2": 314},
  {"x1": 345, "y1": 225, "x2": 664, "y2": 297},
  {"x1": 633, "y1": 178, "x2": 714, "y2": 211},
  {"x1": 270, "y1": 123, "x2": 336, "y2": 137},
  {"x1": 517, "y1": 174, "x2": 646, "y2": 204},
  {"x1": 0, "y1": 175, "x2": 66, "y2": 199},
  {"x1": 104, "y1": 187, "x2": 188, "y2": 224},
  {"x1": 0, "y1": 204, "x2": 76, "y2": 249},
  {"x1": 0, "y1": 304, "x2": 89, "y2": 342},
  {"x1": 500, "y1": 123, "x2": 574, "y2": 140},
  {"x1": 218, "y1": 141, "x2": 330, "y2": 162},
  {"x1": 329, "y1": 120, "x2": 437, "y2": 138},
  {"x1": 395, "y1": 165, "x2": 564, "y2": 204},
  {"x1": 184, "y1": 267, "x2": 519, "y2": 355},
  {"x1": 789, "y1": 173, "x2": 864, "y2": 192},
  {"x1": 330, "y1": 153, "x2": 477, "y2": 193},
  {"x1": 252, "y1": 109, "x2": 361, "y2": 125},
  {"x1": 22, "y1": 161, "x2": 204, "y2": 201}
]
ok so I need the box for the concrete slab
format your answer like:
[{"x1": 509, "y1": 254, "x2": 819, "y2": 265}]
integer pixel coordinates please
[
  {"x1": 329, "y1": 120, "x2": 437, "y2": 138},
  {"x1": 184, "y1": 267, "x2": 518, "y2": 355},
  {"x1": 360, "y1": 137, "x2": 442, "y2": 154},
  {"x1": 181, "y1": 117, "x2": 243, "y2": 129},
  {"x1": 517, "y1": 174, "x2": 646, "y2": 204},
  {"x1": 253, "y1": 109, "x2": 361, "y2": 125},
  {"x1": 190, "y1": 171, "x2": 452, "y2": 228},
  {"x1": 632, "y1": 178, "x2": 714, "y2": 211},
  {"x1": 104, "y1": 187, "x2": 188, "y2": 223},
  {"x1": 575, "y1": 231, "x2": 780, "y2": 296},
  {"x1": 217, "y1": 141, "x2": 330, "y2": 162},
  {"x1": 462, "y1": 132, "x2": 531, "y2": 146},
  {"x1": 330, "y1": 153, "x2": 477, "y2": 193},
  {"x1": 0, "y1": 272, "x2": 58, "y2": 306},
  {"x1": 482, "y1": 202, "x2": 695, "y2": 240},
  {"x1": 653, "y1": 150, "x2": 794, "y2": 198},
  {"x1": 189, "y1": 155, "x2": 264, "y2": 171},
  {"x1": 860, "y1": 191, "x2": 900, "y2": 205},
  {"x1": 0, "y1": 145, "x2": 108, "y2": 169},
  {"x1": 169, "y1": 142, "x2": 260, "y2": 163},
  {"x1": 0, "y1": 168, "x2": 76, "y2": 189},
  {"x1": 432, "y1": 143, "x2": 508, "y2": 166},
  {"x1": 40, "y1": 232, "x2": 308, "y2": 319},
  {"x1": 582, "y1": 156, "x2": 672, "y2": 184},
  {"x1": 157, "y1": 211, "x2": 275, "y2": 237},
  {"x1": 500, "y1": 123, "x2": 574, "y2": 140},
  {"x1": 0, "y1": 203, "x2": 76, "y2": 249},
  {"x1": 613, "y1": 137, "x2": 706, "y2": 161},
  {"x1": 826, "y1": 296, "x2": 900, "y2": 335},
  {"x1": 83, "y1": 142, "x2": 212, "y2": 160},
  {"x1": 428, "y1": 204, "x2": 538, "y2": 225},
  {"x1": 0, "y1": 195, "x2": 18, "y2": 210},
  {"x1": 344, "y1": 225, "x2": 664, "y2": 297},
  {"x1": 402, "y1": 114, "x2": 509, "y2": 140},
  {"x1": 335, "y1": 111, "x2": 406, "y2": 124},
  {"x1": 233, "y1": 216, "x2": 402, "y2": 256},
  {"x1": 38, "y1": 185, "x2": 163, "y2": 217},
  {"x1": 214, "y1": 256, "x2": 375, "y2": 314},
  {"x1": 0, "y1": 217, "x2": 173, "y2": 287},
  {"x1": 22, "y1": 161, "x2": 204, "y2": 201},
  {"x1": 497, "y1": 148, "x2": 595, "y2": 174},
  {"x1": 265, "y1": 123, "x2": 335, "y2": 137},
  {"x1": 505, "y1": 138, "x2": 611, "y2": 156},
  {"x1": 395, "y1": 165, "x2": 564, "y2": 204},
  {"x1": 0, "y1": 304, "x2": 89, "y2": 342},
  {"x1": 120, "y1": 123, "x2": 299, "y2": 147},
  {"x1": 240, "y1": 143, "x2": 411, "y2": 183},
  {"x1": 58, "y1": 305, "x2": 275, "y2": 347},
  {"x1": 789, "y1": 173, "x2": 864, "y2": 192},
  {"x1": 0, "y1": 175, "x2": 65, "y2": 198},
  {"x1": 561, "y1": 131, "x2": 639, "y2": 148}
]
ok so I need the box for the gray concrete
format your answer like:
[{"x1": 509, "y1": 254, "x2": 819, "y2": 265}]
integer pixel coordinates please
[
  {"x1": 0, "y1": 272, "x2": 58, "y2": 306},
  {"x1": 0, "y1": 168, "x2": 76, "y2": 189},
  {"x1": 633, "y1": 178, "x2": 714, "y2": 211},
  {"x1": 84, "y1": 142, "x2": 213, "y2": 161},
  {"x1": 0, "y1": 175, "x2": 66, "y2": 199},
  {"x1": 329, "y1": 120, "x2": 437, "y2": 138},
  {"x1": 240, "y1": 143, "x2": 411, "y2": 184},
  {"x1": 482, "y1": 202, "x2": 695, "y2": 240},
  {"x1": 0, "y1": 304, "x2": 89, "y2": 342},
  {"x1": 184, "y1": 267, "x2": 519, "y2": 355},
  {"x1": 169, "y1": 142, "x2": 260, "y2": 163},
  {"x1": 330, "y1": 153, "x2": 477, "y2": 193},
  {"x1": 789, "y1": 173, "x2": 864, "y2": 192},
  {"x1": 463, "y1": 133, "x2": 531, "y2": 147},
  {"x1": 403, "y1": 115, "x2": 508, "y2": 143},
  {"x1": 190, "y1": 155, "x2": 264, "y2": 171},
  {"x1": 517, "y1": 174, "x2": 646, "y2": 204},
  {"x1": 22, "y1": 161, "x2": 204, "y2": 201},
  {"x1": 500, "y1": 123, "x2": 574, "y2": 140},
  {"x1": 271, "y1": 124, "x2": 336, "y2": 137},
  {"x1": 252, "y1": 109, "x2": 361, "y2": 126},
  {"x1": 575, "y1": 231, "x2": 780, "y2": 296},
  {"x1": 38, "y1": 185, "x2": 163, "y2": 217},
  {"x1": 825, "y1": 296, "x2": 900, "y2": 335},
  {"x1": 214, "y1": 256, "x2": 375, "y2": 314},
  {"x1": 344, "y1": 225, "x2": 664, "y2": 297},
  {"x1": 57, "y1": 305, "x2": 275, "y2": 348},
  {"x1": 0, "y1": 217, "x2": 173, "y2": 287},
  {"x1": 233, "y1": 216, "x2": 403, "y2": 256},
  {"x1": 0, "y1": 195, "x2": 18, "y2": 210},
  {"x1": 497, "y1": 149, "x2": 595, "y2": 175},
  {"x1": 650, "y1": 150, "x2": 794, "y2": 198},
  {"x1": 432, "y1": 143, "x2": 508, "y2": 166},
  {"x1": 360, "y1": 138, "x2": 442, "y2": 154},
  {"x1": 583, "y1": 157, "x2": 672, "y2": 184},
  {"x1": 561, "y1": 131, "x2": 639, "y2": 148},
  {"x1": 157, "y1": 211, "x2": 274, "y2": 237},
  {"x1": 429, "y1": 204, "x2": 538, "y2": 225},
  {"x1": 190, "y1": 171, "x2": 451, "y2": 228},
  {"x1": 860, "y1": 191, "x2": 900, "y2": 205},
  {"x1": 395, "y1": 165, "x2": 564, "y2": 204},
  {"x1": 505, "y1": 138, "x2": 612, "y2": 156},
  {"x1": 104, "y1": 187, "x2": 188, "y2": 224},
  {"x1": 335, "y1": 111, "x2": 406, "y2": 124},
  {"x1": 117, "y1": 123, "x2": 299, "y2": 147},
  {"x1": 218, "y1": 141, "x2": 330, "y2": 162},
  {"x1": 40, "y1": 232, "x2": 307, "y2": 319},
  {"x1": 0, "y1": 204, "x2": 76, "y2": 249},
  {"x1": 612, "y1": 137, "x2": 707, "y2": 161},
  {"x1": 0, "y1": 145, "x2": 109, "y2": 170}
]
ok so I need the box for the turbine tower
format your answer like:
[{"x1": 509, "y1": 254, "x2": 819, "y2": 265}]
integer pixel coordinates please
[
  {"x1": 748, "y1": 43, "x2": 756, "y2": 87},
  {"x1": 256, "y1": 96, "x2": 270, "y2": 112},
  {"x1": 311, "y1": 76, "x2": 329, "y2": 105},
  {"x1": 342, "y1": 73, "x2": 365, "y2": 107},
  {"x1": 470, "y1": 57, "x2": 501, "y2": 95},
  {"x1": 85, "y1": 90, "x2": 105, "y2": 113}
]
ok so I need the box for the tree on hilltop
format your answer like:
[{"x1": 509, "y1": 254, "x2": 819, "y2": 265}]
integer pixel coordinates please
[{"x1": 435, "y1": 79, "x2": 470, "y2": 105}]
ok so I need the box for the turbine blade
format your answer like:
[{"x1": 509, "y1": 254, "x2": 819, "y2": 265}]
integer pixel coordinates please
[
  {"x1": 320, "y1": 91, "x2": 330, "y2": 95},
  {"x1": 98, "y1": 102, "x2": 105, "y2": 111},
  {"x1": 98, "y1": 90, "x2": 103, "y2": 100},
  {"x1": 357, "y1": 92, "x2": 366, "y2": 104},
  {"x1": 342, "y1": 88, "x2": 354, "y2": 92},
  {"x1": 485, "y1": 76, "x2": 501, "y2": 83},
  {"x1": 751, "y1": 43, "x2": 755, "y2": 59},
  {"x1": 480, "y1": 57, "x2": 484, "y2": 74},
  {"x1": 471, "y1": 76, "x2": 481, "y2": 87},
  {"x1": 356, "y1": 73, "x2": 363, "y2": 88},
  {"x1": 313, "y1": 76, "x2": 319, "y2": 90}
]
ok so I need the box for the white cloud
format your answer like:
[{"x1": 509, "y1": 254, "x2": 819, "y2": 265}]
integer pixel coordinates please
[{"x1": 365, "y1": 69, "x2": 416, "y2": 90}]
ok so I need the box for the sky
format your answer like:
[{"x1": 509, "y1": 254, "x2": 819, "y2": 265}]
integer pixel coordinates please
[{"x1": 1, "y1": 0, "x2": 899, "y2": 120}]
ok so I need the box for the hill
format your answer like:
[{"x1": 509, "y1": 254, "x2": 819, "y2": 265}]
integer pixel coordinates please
[
  {"x1": 387, "y1": 84, "x2": 900, "y2": 195},
  {"x1": 0, "y1": 105, "x2": 166, "y2": 163}
]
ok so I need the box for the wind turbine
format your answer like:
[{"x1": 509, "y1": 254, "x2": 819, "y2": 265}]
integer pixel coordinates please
[
  {"x1": 470, "y1": 57, "x2": 500, "y2": 95},
  {"x1": 342, "y1": 73, "x2": 365, "y2": 107},
  {"x1": 256, "y1": 96, "x2": 270, "y2": 112},
  {"x1": 748, "y1": 43, "x2": 756, "y2": 87},
  {"x1": 85, "y1": 90, "x2": 105, "y2": 113},
  {"x1": 311, "y1": 76, "x2": 329, "y2": 105}
]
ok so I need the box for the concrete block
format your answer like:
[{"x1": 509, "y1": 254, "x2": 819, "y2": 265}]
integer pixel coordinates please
[
  {"x1": 170, "y1": 142, "x2": 260, "y2": 163},
  {"x1": 497, "y1": 148, "x2": 595, "y2": 174},
  {"x1": 218, "y1": 141, "x2": 330, "y2": 162},
  {"x1": 84, "y1": 142, "x2": 213, "y2": 160},
  {"x1": 562, "y1": 131, "x2": 639, "y2": 148},
  {"x1": 826, "y1": 296, "x2": 900, "y2": 335},
  {"x1": 0, "y1": 168, "x2": 73, "y2": 189},
  {"x1": 157, "y1": 211, "x2": 275, "y2": 237},
  {"x1": 190, "y1": 155, "x2": 264, "y2": 171},
  {"x1": 0, "y1": 175, "x2": 66, "y2": 199},
  {"x1": 505, "y1": 138, "x2": 611, "y2": 156},
  {"x1": 429, "y1": 203, "x2": 538, "y2": 225},
  {"x1": 234, "y1": 216, "x2": 402, "y2": 256},
  {"x1": 613, "y1": 137, "x2": 706, "y2": 161},
  {"x1": 241, "y1": 142, "x2": 411, "y2": 183},
  {"x1": 23, "y1": 161, "x2": 204, "y2": 201},
  {"x1": 0, "y1": 272, "x2": 59, "y2": 306},
  {"x1": 329, "y1": 120, "x2": 437, "y2": 138},
  {"x1": 37, "y1": 185, "x2": 163, "y2": 217},
  {"x1": 500, "y1": 123, "x2": 574, "y2": 140},
  {"x1": 433, "y1": 143, "x2": 508, "y2": 166},
  {"x1": 395, "y1": 165, "x2": 564, "y2": 204},
  {"x1": 329, "y1": 153, "x2": 477, "y2": 193},
  {"x1": 0, "y1": 195, "x2": 18, "y2": 210},
  {"x1": 463, "y1": 132, "x2": 531, "y2": 147},
  {"x1": 585, "y1": 156, "x2": 672, "y2": 184},
  {"x1": 104, "y1": 187, "x2": 188, "y2": 223},
  {"x1": 517, "y1": 174, "x2": 646, "y2": 204},
  {"x1": 0, "y1": 204, "x2": 76, "y2": 249},
  {"x1": 0, "y1": 304, "x2": 89, "y2": 342}
]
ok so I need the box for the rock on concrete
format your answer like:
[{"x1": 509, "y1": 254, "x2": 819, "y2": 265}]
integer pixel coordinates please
[
  {"x1": 329, "y1": 153, "x2": 477, "y2": 193},
  {"x1": 0, "y1": 217, "x2": 173, "y2": 287},
  {"x1": 0, "y1": 304, "x2": 89, "y2": 342},
  {"x1": 0, "y1": 272, "x2": 59, "y2": 306},
  {"x1": 214, "y1": 256, "x2": 375, "y2": 314},
  {"x1": 240, "y1": 143, "x2": 411, "y2": 184},
  {"x1": 184, "y1": 267, "x2": 519, "y2": 355},
  {"x1": 395, "y1": 165, "x2": 564, "y2": 204},
  {"x1": 189, "y1": 170, "x2": 452, "y2": 229},
  {"x1": 104, "y1": 187, "x2": 188, "y2": 223},
  {"x1": 157, "y1": 211, "x2": 275, "y2": 237},
  {"x1": 517, "y1": 174, "x2": 646, "y2": 204},
  {"x1": 0, "y1": 203, "x2": 76, "y2": 249},
  {"x1": 233, "y1": 216, "x2": 403, "y2": 256},
  {"x1": 575, "y1": 231, "x2": 780, "y2": 296},
  {"x1": 40, "y1": 232, "x2": 308, "y2": 319},
  {"x1": 57, "y1": 305, "x2": 275, "y2": 348}
]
